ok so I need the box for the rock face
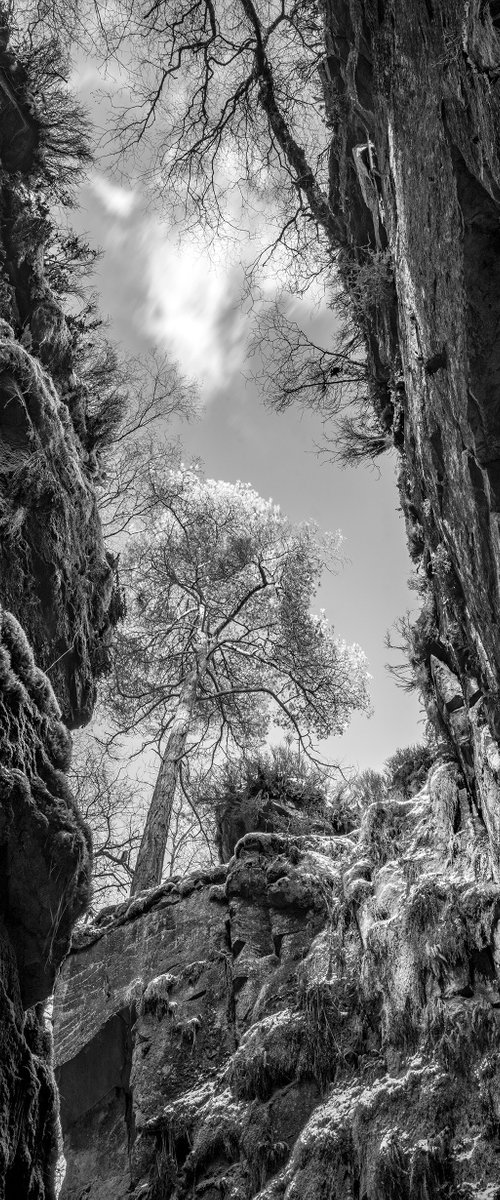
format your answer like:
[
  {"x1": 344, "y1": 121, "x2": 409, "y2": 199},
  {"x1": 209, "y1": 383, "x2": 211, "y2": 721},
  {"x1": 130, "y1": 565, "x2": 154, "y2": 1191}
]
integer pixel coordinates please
[
  {"x1": 0, "y1": 607, "x2": 91, "y2": 1010},
  {"x1": 55, "y1": 837, "x2": 341, "y2": 1199},
  {"x1": 55, "y1": 774, "x2": 500, "y2": 1199},
  {"x1": 0, "y1": 18, "x2": 120, "y2": 1197},
  {"x1": 322, "y1": 0, "x2": 500, "y2": 806}
]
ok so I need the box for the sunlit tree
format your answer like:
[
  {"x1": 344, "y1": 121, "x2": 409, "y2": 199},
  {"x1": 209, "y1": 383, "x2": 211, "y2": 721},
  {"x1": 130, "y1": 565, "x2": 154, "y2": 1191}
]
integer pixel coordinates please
[{"x1": 109, "y1": 465, "x2": 370, "y2": 894}]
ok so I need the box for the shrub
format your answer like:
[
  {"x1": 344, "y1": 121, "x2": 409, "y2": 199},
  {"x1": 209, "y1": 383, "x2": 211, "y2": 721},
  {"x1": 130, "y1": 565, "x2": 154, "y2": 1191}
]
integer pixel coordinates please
[
  {"x1": 204, "y1": 744, "x2": 332, "y2": 859},
  {"x1": 350, "y1": 769, "x2": 386, "y2": 811},
  {"x1": 81, "y1": 341, "x2": 129, "y2": 453},
  {"x1": 385, "y1": 743, "x2": 434, "y2": 797},
  {"x1": 333, "y1": 411, "x2": 392, "y2": 468},
  {"x1": 343, "y1": 248, "x2": 395, "y2": 315},
  {"x1": 385, "y1": 593, "x2": 440, "y2": 697},
  {"x1": 44, "y1": 232, "x2": 102, "y2": 305}
]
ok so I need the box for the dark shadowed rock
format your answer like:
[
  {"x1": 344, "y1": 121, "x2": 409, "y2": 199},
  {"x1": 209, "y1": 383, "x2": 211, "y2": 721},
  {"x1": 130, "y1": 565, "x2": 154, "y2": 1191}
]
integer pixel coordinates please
[
  {"x1": 0, "y1": 31, "x2": 122, "y2": 729},
  {"x1": 0, "y1": 18, "x2": 120, "y2": 1197},
  {"x1": 0, "y1": 328, "x2": 119, "y2": 728},
  {"x1": 0, "y1": 605, "x2": 92, "y2": 1195},
  {"x1": 0, "y1": 608, "x2": 91, "y2": 1008}
]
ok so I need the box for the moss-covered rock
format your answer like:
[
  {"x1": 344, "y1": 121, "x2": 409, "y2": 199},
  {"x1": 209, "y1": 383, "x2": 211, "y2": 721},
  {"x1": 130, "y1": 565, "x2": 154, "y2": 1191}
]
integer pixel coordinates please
[{"x1": 0, "y1": 16, "x2": 122, "y2": 1194}]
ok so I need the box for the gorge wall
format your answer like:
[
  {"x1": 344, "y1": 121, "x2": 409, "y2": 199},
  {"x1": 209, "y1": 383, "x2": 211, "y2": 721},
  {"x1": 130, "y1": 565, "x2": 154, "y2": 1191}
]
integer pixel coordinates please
[
  {"x1": 0, "y1": 15, "x2": 119, "y2": 1197},
  {"x1": 52, "y1": 1, "x2": 500, "y2": 1198}
]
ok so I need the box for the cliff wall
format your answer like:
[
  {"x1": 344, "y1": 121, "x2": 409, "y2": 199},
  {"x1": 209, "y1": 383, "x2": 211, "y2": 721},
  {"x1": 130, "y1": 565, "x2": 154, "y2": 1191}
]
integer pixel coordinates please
[
  {"x1": 0, "y1": 15, "x2": 120, "y2": 1196},
  {"x1": 322, "y1": 0, "x2": 500, "y2": 823}
]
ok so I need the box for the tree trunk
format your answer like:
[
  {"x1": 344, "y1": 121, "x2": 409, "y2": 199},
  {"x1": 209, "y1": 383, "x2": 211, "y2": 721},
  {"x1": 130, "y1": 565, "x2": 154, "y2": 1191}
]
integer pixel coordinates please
[{"x1": 130, "y1": 670, "x2": 198, "y2": 895}]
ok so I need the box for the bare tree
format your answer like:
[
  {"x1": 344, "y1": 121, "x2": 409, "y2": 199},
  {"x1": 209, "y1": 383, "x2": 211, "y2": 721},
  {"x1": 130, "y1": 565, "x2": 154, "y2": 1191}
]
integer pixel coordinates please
[
  {"x1": 69, "y1": 736, "x2": 144, "y2": 910},
  {"x1": 20, "y1": 0, "x2": 338, "y2": 254},
  {"x1": 89, "y1": 349, "x2": 198, "y2": 540},
  {"x1": 163, "y1": 779, "x2": 218, "y2": 877},
  {"x1": 70, "y1": 733, "x2": 216, "y2": 910},
  {"x1": 15, "y1": 0, "x2": 397, "y2": 466},
  {"x1": 384, "y1": 613, "x2": 421, "y2": 695},
  {"x1": 249, "y1": 298, "x2": 367, "y2": 417}
]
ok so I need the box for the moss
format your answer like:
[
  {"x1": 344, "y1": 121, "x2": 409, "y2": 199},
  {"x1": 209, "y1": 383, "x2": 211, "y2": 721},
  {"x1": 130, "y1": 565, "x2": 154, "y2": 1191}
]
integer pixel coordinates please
[
  {"x1": 408, "y1": 1133, "x2": 454, "y2": 1197},
  {"x1": 140, "y1": 973, "x2": 177, "y2": 1019},
  {"x1": 386, "y1": 997, "x2": 422, "y2": 1055},
  {"x1": 361, "y1": 799, "x2": 413, "y2": 867},
  {"x1": 0, "y1": 340, "x2": 119, "y2": 723},
  {"x1": 297, "y1": 969, "x2": 374, "y2": 1089},
  {"x1": 404, "y1": 879, "x2": 448, "y2": 936},
  {"x1": 0, "y1": 606, "x2": 91, "y2": 1003},
  {"x1": 283, "y1": 1111, "x2": 357, "y2": 1200},
  {"x1": 372, "y1": 1132, "x2": 410, "y2": 1200},
  {"x1": 150, "y1": 1087, "x2": 245, "y2": 1197},
  {"x1": 230, "y1": 1012, "x2": 305, "y2": 1101},
  {"x1": 405, "y1": 879, "x2": 499, "y2": 991},
  {"x1": 427, "y1": 999, "x2": 500, "y2": 1076}
]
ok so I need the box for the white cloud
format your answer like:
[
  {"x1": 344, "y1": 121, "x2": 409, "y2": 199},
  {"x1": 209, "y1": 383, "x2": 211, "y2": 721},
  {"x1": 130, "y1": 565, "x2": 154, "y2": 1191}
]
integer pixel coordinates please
[
  {"x1": 69, "y1": 61, "x2": 104, "y2": 91},
  {"x1": 90, "y1": 174, "x2": 137, "y2": 219},
  {"x1": 140, "y1": 228, "x2": 246, "y2": 395}
]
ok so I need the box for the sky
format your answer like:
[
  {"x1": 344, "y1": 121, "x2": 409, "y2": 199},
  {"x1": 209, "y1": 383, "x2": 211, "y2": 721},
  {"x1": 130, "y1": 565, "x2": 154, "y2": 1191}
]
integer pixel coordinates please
[{"x1": 66, "y1": 73, "x2": 424, "y2": 776}]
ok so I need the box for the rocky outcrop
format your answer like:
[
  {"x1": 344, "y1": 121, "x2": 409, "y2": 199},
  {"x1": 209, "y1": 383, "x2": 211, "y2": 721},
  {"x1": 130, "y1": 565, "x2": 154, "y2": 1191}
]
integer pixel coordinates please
[
  {"x1": 55, "y1": 763, "x2": 500, "y2": 1199},
  {"x1": 54, "y1": 834, "x2": 343, "y2": 1199}
]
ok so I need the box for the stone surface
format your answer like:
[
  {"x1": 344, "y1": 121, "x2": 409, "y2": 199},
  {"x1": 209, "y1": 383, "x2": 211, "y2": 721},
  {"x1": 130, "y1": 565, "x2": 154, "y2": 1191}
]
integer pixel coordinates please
[
  {"x1": 54, "y1": 843, "x2": 340, "y2": 1198},
  {"x1": 54, "y1": 777, "x2": 500, "y2": 1199},
  {"x1": 0, "y1": 926, "x2": 60, "y2": 1198}
]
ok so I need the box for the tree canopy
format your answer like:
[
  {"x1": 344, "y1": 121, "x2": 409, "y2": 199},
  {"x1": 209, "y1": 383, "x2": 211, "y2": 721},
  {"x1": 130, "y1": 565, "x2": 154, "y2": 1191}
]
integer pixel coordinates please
[{"x1": 109, "y1": 465, "x2": 370, "y2": 892}]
